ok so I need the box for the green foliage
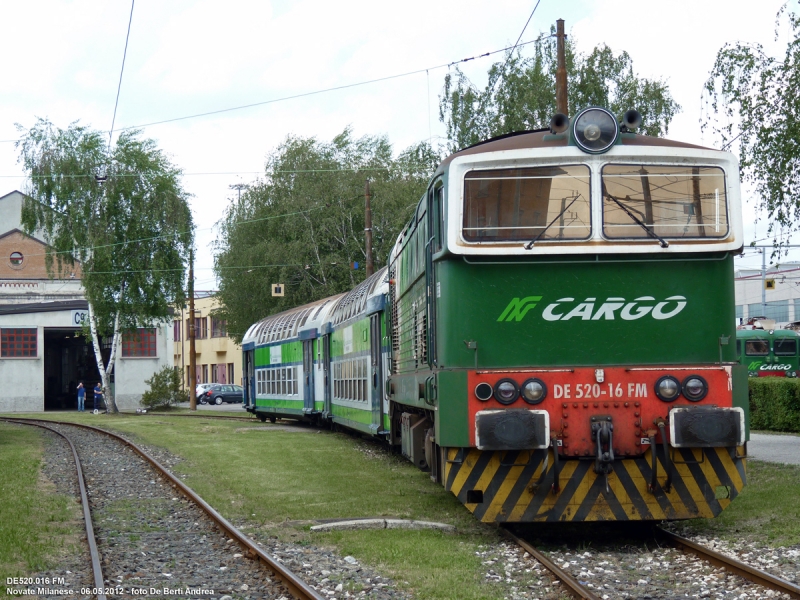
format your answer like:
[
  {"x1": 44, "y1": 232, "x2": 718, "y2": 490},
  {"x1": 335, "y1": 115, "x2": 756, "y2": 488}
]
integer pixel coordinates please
[
  {"x1": 141, "y1": 366, "x2": 188, "y2": 409},
  {"x1": 439, "y1": 30, "x2": 680, "y2": 151},
  {"x1": 16, "y1": 119, "x2": 194, "y2": 334},
  {"x1": 749, "y1": 378, "x2": 800, "y2": 432},
  {"x1": 704, "y1": 7, "x2": 800, "y2": 248},
  {"x1": 215, "y1": 128, "x2": 441, "y2": 342}
]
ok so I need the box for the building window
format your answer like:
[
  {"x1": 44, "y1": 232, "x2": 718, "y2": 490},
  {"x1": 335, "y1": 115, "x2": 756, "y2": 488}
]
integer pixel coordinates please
[
  {"x1": 9, "y1": 252, "x2": 23, "y2": 267},
  {"x1": 173, "y1": 320, "x2": 181, "y2": 341},
  {"x1": 747, "y1": 300, "x2": 789, "y2": 323},
  {"x1": 211, "y1": 317, "x2": 227, "y2": 338},
  {"x1": 1, "y1": 328, "x2": 37, "y2": 357},
  {"x1": 187, "y1": 317, "x2": 208, "y2": 339},
  {"x1": 228, "y1": 363, "x2": 235, "y2": 386},
  {"x1": 202, "y1": 364, "x2": 208, "y2": 383},
  {"x1": 121, "y1": 328, "x2": 157, "y2": 357}
]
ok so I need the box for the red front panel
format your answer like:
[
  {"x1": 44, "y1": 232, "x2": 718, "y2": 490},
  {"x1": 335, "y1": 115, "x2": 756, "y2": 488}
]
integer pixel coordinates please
[{"x1": 467, "y1": 366, "x2": 733, "y2": 456}]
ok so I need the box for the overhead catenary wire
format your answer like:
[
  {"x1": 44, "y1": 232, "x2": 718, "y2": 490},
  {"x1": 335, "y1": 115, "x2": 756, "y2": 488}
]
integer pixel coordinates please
[
  {"x1": 15, "y1": 205, "x2": 329, "y2": 261},
  {"x1": 490, "y1": 0, "x2": 543, "y2": 92},
  {"x1": 0, "y1": 35, "x2": 549, "y2": 144},
  {"x1": 108, "y1": 0, "x2": 135, "y2": 153}
]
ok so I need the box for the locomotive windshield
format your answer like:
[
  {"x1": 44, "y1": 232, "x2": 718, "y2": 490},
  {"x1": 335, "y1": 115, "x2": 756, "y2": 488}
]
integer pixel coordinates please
[
  {"x1": 745, "y1": 339, "x2": 769, "y2": 356},
  {"x1": 602, "y1": 165, "x2": 729, "y2": 240},
  {"x1": 774, "y1": 338, "x2": 798, "y2": 356},
  {"x1": 463, "y1": 165, "x2": 590, "y2": 241}
]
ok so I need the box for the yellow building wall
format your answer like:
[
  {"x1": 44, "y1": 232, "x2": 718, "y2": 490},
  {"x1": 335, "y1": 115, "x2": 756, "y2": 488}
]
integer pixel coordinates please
[{"x1": 173, "y1": 296, "x2": 242, "y2": 388}]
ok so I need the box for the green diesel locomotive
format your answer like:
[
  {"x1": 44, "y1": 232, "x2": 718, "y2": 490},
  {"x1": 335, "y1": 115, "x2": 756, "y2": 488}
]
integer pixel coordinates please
[{"x1": 242, "y1": 106, "x2": 748, "y2": 522}]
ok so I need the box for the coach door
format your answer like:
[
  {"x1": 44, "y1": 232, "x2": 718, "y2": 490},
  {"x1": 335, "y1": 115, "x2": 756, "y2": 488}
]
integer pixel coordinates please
[
  {"x1": 302, "y1": 340, "x2": 314, "y2": 414},
  {"x1": 369, "y1": 313, "x2": 383, "y2": 433},
  {"x1": 243, "y1": 349, "x2": 255, "y2": 408},
  {"x1": 322, "y1": 334, "x2": 332, "y2": 419}
]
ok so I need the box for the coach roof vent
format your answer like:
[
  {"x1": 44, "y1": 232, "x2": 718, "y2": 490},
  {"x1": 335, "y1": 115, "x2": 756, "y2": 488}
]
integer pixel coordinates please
[{"x1": 331, "y1": 266, "x2": 388, "y2": 325}]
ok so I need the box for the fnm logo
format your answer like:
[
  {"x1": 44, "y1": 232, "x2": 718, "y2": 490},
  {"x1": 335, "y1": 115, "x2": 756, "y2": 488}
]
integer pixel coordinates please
[{"x1": 497, "y1": 296, "x2": 543, "y2": 322}]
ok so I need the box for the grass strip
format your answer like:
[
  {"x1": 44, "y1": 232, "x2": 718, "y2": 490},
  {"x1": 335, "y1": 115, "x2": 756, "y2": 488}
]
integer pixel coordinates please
[
  {"x1": 7, "y1": 412, "x2": 800, "y2": 598},
  {"x1": 0, "y1": 423, "x2": 81, "y2": 588},
  {"x1": 676, "y1": 459, "x2": 800, "y2": 546}
]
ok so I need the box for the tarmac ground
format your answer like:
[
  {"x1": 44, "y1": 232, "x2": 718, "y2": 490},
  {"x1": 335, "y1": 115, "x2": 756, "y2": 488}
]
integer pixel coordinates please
[{"x1": 748, "y1": 431, "x2": 800, "y2": 465}]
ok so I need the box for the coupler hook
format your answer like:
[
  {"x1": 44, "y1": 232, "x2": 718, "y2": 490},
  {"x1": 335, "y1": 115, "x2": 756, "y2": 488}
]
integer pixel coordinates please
[{"x1": 591, "y1": 416, "x2": 614, "y2": 492}]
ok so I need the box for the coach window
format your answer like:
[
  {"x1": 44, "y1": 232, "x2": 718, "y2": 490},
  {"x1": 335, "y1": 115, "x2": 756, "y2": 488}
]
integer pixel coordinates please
[
  {"x1": 774, "y1": 338, "x2": 797, "y2": 356},
  {"x1": 463, "y1": 165, "x2": 591, "y2": 242},
  {"x1": 602, "y1": 165, "x2": 729, "y2": 240},
  {"x1": 744, "y1": 339, "x2": 769, "y2": 356}
]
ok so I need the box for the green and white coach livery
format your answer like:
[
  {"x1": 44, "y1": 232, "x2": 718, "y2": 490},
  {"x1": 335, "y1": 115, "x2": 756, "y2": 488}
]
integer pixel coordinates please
[{"x1": 242, "y1": 269, "x2": 390, "y2": 431}]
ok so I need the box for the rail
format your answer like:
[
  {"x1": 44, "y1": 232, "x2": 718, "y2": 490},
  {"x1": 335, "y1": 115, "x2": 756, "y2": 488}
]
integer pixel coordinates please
[
  {"x1": 1, "y1": 419, "x2": 107, "y2": 600},
  {"x1": 501, "y1": 526, "x2": 600, "y2": 600},
  {"x1": 2, "y1": 417, "x2": 324, "y2": 600},
  {"x1": 657, "y1": 527, "x2": 800, "y2": 599}
]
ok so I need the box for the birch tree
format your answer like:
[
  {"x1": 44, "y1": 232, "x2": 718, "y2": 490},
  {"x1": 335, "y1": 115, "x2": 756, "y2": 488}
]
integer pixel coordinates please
[
  {"x1": 16, "y1": 119, "x2": 194, "y2": 412},
  {"x1": 703, "y1": 6, "x2": 800, "y2": 250}
]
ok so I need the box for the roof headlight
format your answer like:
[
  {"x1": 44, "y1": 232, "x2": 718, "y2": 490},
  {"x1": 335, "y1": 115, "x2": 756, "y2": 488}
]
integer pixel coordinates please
[
  {"x1": 682, "y1": 375, "x2": 708, "y2": 402},
  {"x1": 521, "y1": 378, "x2": 547, "y2": 405},
  {"x1": 494, "y1": 379, "x2": 520, "y2": 405},
  {"x1": 655, "y1": 375, "x2": 681, "y2": 402},
  {"x1": 573, "y1": 107, "x2": 619, "y2": 154}
]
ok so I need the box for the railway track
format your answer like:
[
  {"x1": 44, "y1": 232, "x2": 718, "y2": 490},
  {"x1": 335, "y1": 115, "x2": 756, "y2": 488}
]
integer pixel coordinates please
[
  {"x1": 2, "y1": 417, "x2": 323, "y2": 600},
  {"x1": 503, "y1": 524, "x2": 800, "y2": 599}
]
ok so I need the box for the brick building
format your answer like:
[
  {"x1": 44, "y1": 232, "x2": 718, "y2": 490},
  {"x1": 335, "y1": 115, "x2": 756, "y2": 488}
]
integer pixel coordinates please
[{"x1": 0, "y1": 190, "x2": 173, "y2": 412}]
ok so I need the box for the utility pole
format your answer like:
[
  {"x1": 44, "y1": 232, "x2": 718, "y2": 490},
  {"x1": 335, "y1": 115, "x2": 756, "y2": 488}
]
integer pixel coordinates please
[
  {"x1": 189, "y1": 247, "x2": 197, "y2": 411},
  {"x1": 229, "y1": 183, "x2": 247, "y2": 202},
  {"x1": 555, "y1": 19, "x2": 569, "y2": 116},
  {"x1": 365, "y1": 179, "x2": 374, "y2": 277},
  {"x1": 761, "y1": 248, "x2": 767, "y2": 318}
]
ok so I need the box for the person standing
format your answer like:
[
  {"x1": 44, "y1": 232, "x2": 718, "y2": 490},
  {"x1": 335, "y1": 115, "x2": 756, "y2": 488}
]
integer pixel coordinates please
[
  {"x1": 77, "y1": 382, "x2": 85, "y2": 412},
  {"x1": 93, "y1": 382, "x2": 103, "y2": 412}
]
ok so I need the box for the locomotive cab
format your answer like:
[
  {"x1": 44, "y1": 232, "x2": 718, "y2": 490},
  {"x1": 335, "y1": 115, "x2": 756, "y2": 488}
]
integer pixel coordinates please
[{"x1": 388, "y1": 107, "x2": 748, "y2": 521}]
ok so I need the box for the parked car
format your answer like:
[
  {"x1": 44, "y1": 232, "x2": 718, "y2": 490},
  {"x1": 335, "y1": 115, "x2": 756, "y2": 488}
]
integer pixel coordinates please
[
  {"x1": 195, "y1": 383, "x2": 214, "y2": 403},
  {"x1": 202, "y1": 384, "x2": 244, "y2": 405}
]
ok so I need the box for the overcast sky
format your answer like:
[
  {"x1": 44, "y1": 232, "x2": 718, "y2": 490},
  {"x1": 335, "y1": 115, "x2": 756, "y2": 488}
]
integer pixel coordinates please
[{"x1": 0, "y1": 0, "x2": 794, "y2": 288}]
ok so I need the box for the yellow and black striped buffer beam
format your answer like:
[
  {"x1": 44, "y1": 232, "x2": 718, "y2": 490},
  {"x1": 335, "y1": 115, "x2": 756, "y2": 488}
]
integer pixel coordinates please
[{"x1": 444, "y1": 447, "x2": 746, "y2": 522}]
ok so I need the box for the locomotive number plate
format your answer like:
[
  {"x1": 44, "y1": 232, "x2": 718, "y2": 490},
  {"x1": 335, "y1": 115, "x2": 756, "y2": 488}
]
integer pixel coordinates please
[{"x1": 553, "y1": 382, "x2": 649, "y2": 400}]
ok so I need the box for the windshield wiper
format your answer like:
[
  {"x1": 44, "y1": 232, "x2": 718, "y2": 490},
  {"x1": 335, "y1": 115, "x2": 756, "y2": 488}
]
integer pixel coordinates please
[
  {"x1": 604, "y1": 190, "x2": 669, "y2": 248},
  {"x1": 524, "y1": 193, "x2": 582, "y2": 250}
]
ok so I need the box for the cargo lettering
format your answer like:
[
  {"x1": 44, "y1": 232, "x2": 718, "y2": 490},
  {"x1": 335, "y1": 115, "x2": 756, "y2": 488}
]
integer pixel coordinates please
[
  {"x1": 759, "y1": 364, "x2": 793, "y2": 371},
  {"x1": 503, "y1": 295, "x2": 688, "y2": 322}
]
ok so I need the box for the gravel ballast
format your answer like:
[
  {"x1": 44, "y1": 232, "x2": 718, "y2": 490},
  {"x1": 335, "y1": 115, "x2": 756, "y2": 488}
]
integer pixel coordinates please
[
  {"x1": 16, "y1": 420, "x2": 800, "y2": 600},
  {"x1": 19, "y1": 422, "x2": 413, "y2": 599}
]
